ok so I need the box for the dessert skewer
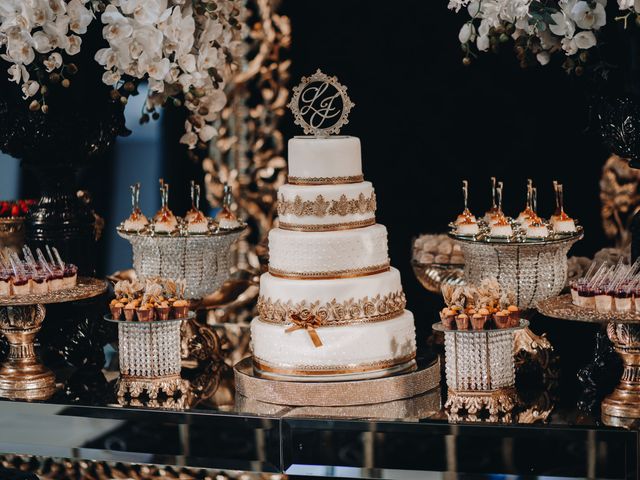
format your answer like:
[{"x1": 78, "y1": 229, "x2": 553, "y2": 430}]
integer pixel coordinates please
[
  {"x1": 123, "y1": 183, "x2": 149, "y2": 232},
  {"x1": 483, "y1": 177, "x2": 499, "y2": 223},
  {"x1": 455, "y1": 180, "x2": 480, "y2": 236},
  {"x1": 186, "y1": 182, "x2": 209, "y2": 233},
  {"x1": 489, "y1": 182, "x2": 513, "y2": 238},
  {"x1": 552, "y1": 183, "x2": 577, "y2": 233},
  {"x1": 215, "y1": 183, "x2": 241, "y2": 229}
]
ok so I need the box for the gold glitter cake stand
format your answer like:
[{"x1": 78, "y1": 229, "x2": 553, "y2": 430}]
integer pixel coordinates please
[
  {"x1": 537, "y1": 294, "x2": 640, "y2": 426},
  {"x1": 233, "y1": 356, "x2": 440, "y2": 406},
  {"x1": 0, "y1": 277, "x2": 107, "y2": 401}
]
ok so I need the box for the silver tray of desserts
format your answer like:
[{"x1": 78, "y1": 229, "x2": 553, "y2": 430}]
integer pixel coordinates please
[
  {"x1": 448, "y1": 178, "x2": 582, "y2": 245},
  {"x1": 118, "y1": 181, "x2": 246, "y2": 237}
]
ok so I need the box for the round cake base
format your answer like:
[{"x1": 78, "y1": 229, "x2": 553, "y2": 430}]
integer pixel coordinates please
[{"x1": 234, "y1": 356, "x2": 440, "y2": 406}]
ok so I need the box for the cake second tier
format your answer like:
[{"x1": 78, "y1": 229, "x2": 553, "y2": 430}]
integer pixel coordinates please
[
  {"x1": 268, "y1": 224, "x2": 390, "y2": 279},
  {"x1": 277, "y1": 181, "x2": 376, "y2": 231}
]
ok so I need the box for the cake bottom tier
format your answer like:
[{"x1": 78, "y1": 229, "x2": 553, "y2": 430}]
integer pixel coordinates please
[{"x1": 250, "y1": 310, "x2": 417, "y2": 382}]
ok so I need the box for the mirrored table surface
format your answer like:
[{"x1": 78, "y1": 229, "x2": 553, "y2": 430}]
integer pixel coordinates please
[{"x1": 0, "y1": 312, "x2": 636, "y2": 479}]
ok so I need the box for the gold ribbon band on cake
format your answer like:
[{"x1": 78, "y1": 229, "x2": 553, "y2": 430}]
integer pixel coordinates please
[
  {"x1": 288, "y1": 175, "x2": 364, "y2": 185},
  {"x1": 253, "y1": 352, "x2": 417, "y2": 376},
  {"x1": 257, "y1": 291, "x2": 406, "y2": 327},
  {"x1": 278, "y1": 218, "x2": 376, "y2": 232},
  {"x1": 269, "y1": 263, "x2": 390, "y2": 280}
]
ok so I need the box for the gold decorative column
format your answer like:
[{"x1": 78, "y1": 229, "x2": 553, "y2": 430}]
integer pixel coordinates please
[
  {"x1": 0, "y1": 304, "x2": 55, "y2": 400},
  {"x1": 601, "y1": 321, "x2": 640, "y2": 425}
]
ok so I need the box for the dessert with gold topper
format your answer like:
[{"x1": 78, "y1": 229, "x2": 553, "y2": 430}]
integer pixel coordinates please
[{"x1": 449, "y1": 178, "x2": 583, "y2": 243}]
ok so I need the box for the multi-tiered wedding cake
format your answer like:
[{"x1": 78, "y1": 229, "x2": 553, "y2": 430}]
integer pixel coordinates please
[{"x1": 250, "y1": 135, "x2": 417, "y2": 381}]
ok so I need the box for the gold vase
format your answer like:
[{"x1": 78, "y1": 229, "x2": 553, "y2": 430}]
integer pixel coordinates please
[{"x1": 0, "y1": 304, "x2": 56, "y2": 400}]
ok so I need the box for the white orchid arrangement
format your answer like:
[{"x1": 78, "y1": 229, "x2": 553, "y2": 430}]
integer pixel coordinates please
[
  {"x1": 449, "y1": 0, "x2": 636, "y2": 73},
  {"x1": 0, "y1": 0, "x2": 246, "y2": 151}
]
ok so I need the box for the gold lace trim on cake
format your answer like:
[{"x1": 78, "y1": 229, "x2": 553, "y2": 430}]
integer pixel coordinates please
[
  {"x1": 269, "y1": 263, "x2": 390, "y2": 279},
  {"x1": 277, "y1": 192, "x2": 376, "y2": 218},
  {"x1": 253, "y1": 353, "x2": 416, "y2": 376},
  {"x1": 288, "y1": 175, "x2": 364, "y2": 185},
  {"x1": 257, "y1": 290, "x2": 406, "y2": 327},
  {"x1": 279, "y1": 218, "x2": 376, "y2": 232}
]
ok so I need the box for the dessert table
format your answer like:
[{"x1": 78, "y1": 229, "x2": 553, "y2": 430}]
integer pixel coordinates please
[{"x1": 0, "y1": 315, "x2": 636, "y2": 479}]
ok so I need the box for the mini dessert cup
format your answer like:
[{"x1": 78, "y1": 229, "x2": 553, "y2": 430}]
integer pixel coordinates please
[
  {"x1": 455, "y1": 313, "x2": 470, "y2": 330},
  {"x1": 471, "y1": 313, "x2": 488, "y2": 330},
  {"x1": 48, "y1": 271, "x2": 65, "y2": 292},
  {"x1": 507, "y1": 305, "x2": 520, "y2": 327},
  {"x1": 62, "y1": 264, "x2": 78, "y2": 289},
  {"x1": 494, "y1": 311, "x2": 510, "y2": 329},
  {"x1": 156, "y1": 303, "x2": 171, "y2": 321},
  {"x1": 577, "y1": 283, "x2": 595, "y2": 308},
  {"x1": 124, "y1": 303, "x2": 137, "y2": 321},
  {"x1": 440, "y1": 308, "x2": 456, "y2": 329},
  {"x1": 595, "y1": 290, "x2": 613, "y2": 313},
  {"x1": 12, "y1": 278, "x2": 30, "y2": 295},
  {"x1": 30, "y1": 276, "x2": 47, "y2": 294},
  {"x1": 136, "y1": 306, "x2": 153, "y2": 322},
  {"x1": 110, "y1": 302, "x2": 124, "y2": 320},
  {"x1": 570, "y1": 281, "x2": 580, "y2": 306},
  {"x1": 172, "y1": 300, "x2": 189, "y2": 319},
  {"x1": 0, "y1": 275, "x2": 10, "y2": 296},
  {"x1": 615, "y1": 288, "x2": 633, "y2": 313}
]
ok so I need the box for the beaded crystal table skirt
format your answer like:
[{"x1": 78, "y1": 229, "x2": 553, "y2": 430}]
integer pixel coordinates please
[
  {"x1": 119, "y1": 231, "x2": 243, "y2": 299},
  {"x1": 443, "y1": 329, "x2": 515, "y2": 391},
  {"x1": 118, "y1": 321, "x2": 182, "y2": 378},
  {"x1": 116, "y1": 320, "x2": 187, "y2": 399},
  {"x1": 458, "y1": 239, "x2": 578, "y2": 309}
]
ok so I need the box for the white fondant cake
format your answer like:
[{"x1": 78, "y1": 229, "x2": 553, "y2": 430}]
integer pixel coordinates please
[
  {"x1": 250, "y1": 134, "x2": 417, "y2": 381},
  {"x1": 288, "y1": 136, "x2": 362, "y2": 182},
  {"x1": 268, "y1": 224, "x2": 389, "y2": 278},
  {"x1": 251, "y1": 311, "x2": 417, "y2": 380},
  {"x1": 277, "y1": 181, "x2": 376, "y2": 231}
]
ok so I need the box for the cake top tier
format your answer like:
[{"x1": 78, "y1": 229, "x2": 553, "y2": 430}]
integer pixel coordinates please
[{"x1": 288, "y1": 136, "x2": 362, "y2": 185}]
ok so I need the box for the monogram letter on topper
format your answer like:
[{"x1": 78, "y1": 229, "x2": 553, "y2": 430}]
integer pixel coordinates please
[{"x1": 287, "y1": 69, "x2": 355, "y2": 137}]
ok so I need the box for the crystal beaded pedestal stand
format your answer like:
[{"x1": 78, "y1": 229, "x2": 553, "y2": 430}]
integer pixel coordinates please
[
  {"x1": 0, "y1": 278, "x2": 106, "y2": 400},
  {"x1": 433, "y1": 320, "x2": 528, "y2": 416},
  {"x1": 105, "y1": 314, "x2": 194, "y2": 400},
  {"x1": 453, "y1": 235, "x2": 582, "y2": 309},
  {"x1": 118, "y1": 227, "x2": 246, "y2": 299}
]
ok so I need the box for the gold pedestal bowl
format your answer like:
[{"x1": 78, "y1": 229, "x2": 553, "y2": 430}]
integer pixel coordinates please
[{"x1": 0, "y1": 278, "x2": 106, "y2": 401}]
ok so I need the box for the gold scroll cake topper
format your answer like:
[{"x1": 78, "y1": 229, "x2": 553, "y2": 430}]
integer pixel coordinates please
[{"x1": 287, "y1": 69, "x2": 355, "y2": 137}]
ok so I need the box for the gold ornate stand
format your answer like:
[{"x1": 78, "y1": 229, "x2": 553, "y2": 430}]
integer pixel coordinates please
[
  {"x1": 0, "y1": 278, "x2": 106, "y2": 400},
  {"x1": 601, "y1": 321, "x2": 640, "y2": 426},
  {"x1": 0, "y1": 304, "x2": 55, "y2": 400},
  {"x1": 117, "y1": 375, "x2": 188, "y2": 401},
  {"x1": 445, "y1": 388, "x2": 517, "y2": 417},
  {"x1": 537, "y1": 294, "x2": 640, "y2": 425}
]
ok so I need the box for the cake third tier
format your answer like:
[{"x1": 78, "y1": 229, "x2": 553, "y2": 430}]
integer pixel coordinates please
[{"x1": 268, "y1": 224, "x2": 390, "y2": 279}]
